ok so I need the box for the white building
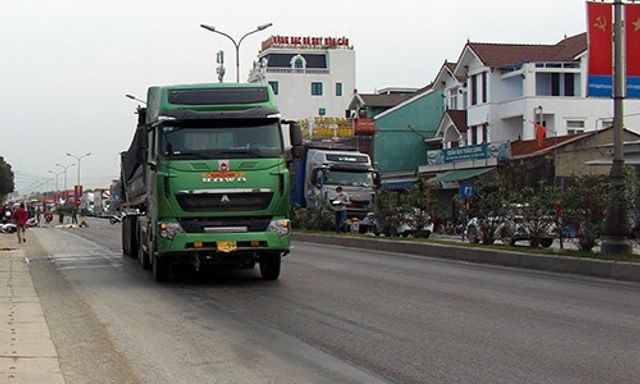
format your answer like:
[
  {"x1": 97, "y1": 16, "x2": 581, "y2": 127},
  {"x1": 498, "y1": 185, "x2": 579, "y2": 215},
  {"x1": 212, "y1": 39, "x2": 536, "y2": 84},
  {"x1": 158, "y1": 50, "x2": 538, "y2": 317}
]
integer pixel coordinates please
[
  {"x1": 431, "y1": 33, "x2": 640, "y2": 148},
  {"x1": 248, "y1": 35, "x2": 355, "y2": 121}
]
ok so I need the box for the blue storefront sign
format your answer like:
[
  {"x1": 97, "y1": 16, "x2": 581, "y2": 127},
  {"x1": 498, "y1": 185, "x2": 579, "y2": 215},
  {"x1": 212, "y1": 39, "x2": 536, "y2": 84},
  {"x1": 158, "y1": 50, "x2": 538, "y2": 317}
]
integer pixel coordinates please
[{"x1": 427, "y1": 141, "x2": 511, "y2": 166}]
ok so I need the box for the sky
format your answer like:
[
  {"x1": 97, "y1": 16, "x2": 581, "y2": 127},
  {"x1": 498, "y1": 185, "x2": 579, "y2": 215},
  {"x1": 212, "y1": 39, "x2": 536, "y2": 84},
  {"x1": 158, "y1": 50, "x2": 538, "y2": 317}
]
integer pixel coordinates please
[{"x1": 0, "y1": 0, "x2": 587, "y2": 193}]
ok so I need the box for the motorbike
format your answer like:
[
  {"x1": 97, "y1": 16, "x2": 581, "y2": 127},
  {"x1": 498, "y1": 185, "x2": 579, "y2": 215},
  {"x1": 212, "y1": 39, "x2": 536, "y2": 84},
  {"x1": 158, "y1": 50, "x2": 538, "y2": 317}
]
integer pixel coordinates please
[
  {"x1": 0, "y1": 222, "x2": 17, "y2": 234},
  {"x1": 109, "y1": 212, "x2": 125, "y2": 225}
]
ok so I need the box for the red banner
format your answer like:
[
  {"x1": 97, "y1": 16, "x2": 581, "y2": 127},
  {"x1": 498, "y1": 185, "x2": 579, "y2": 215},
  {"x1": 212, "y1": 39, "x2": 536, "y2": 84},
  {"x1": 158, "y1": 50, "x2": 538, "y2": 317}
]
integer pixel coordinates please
[
  {"x1": 587, "y1": 1, "x2": 613, "y2": 76},
  {"x1": 626, "y1": 4, "x2": 640, "y2": 76}
]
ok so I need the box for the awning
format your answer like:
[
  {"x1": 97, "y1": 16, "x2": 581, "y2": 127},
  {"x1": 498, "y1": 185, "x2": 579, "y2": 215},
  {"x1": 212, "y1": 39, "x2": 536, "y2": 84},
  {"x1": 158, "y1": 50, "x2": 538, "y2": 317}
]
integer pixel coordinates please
[
  {"x1": 428, "y1": 167, "x2": 494, "y2": 189},
  {"x1": 380, "y1": 177, "x2": 418, "y2": 191}
]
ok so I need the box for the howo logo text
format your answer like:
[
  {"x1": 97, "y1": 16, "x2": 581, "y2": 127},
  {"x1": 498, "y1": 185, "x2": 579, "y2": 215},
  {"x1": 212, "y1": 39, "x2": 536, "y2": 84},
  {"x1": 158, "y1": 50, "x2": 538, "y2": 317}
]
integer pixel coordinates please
[{"x1": 201, "y1": 171, "x2": 247, "y2": 183}]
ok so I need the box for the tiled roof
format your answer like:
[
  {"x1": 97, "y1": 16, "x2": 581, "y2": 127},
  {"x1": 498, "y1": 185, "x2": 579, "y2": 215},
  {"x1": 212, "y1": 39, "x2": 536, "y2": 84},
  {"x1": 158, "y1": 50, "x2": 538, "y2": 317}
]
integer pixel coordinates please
[
  {"x1": 445, "y1": 62, "x2": 457, "y2": 72},
  {"x1": 468, "y1": 33, "x2": 587, "y2": 68},
  {"x1": 446, "y1": 110, "x2": 467, "y2": 133},
  {"x1": 510, "y1": 131, "x2": 592, "y2": 158},
  {"x1": 359, "y1": 93, "x2": 416, "y2": 108}
]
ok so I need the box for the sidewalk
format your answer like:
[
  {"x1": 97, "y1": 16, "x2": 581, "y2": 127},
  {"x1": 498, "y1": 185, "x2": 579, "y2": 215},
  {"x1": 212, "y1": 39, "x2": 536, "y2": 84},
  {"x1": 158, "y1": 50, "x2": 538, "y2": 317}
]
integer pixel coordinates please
[{"x1": 0, "y1": 233, "x2": 65, "y2": 383}]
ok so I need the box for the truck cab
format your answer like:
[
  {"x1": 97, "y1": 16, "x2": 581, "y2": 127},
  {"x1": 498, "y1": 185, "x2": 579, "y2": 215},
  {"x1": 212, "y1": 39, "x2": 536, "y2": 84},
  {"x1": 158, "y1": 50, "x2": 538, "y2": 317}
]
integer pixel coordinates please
[
  {"x1": 303, "y1": 147, "x2": 376, "y2": 219},
  {"x1": 121, "y1": 83, "x2": 303, "y2": 281}
]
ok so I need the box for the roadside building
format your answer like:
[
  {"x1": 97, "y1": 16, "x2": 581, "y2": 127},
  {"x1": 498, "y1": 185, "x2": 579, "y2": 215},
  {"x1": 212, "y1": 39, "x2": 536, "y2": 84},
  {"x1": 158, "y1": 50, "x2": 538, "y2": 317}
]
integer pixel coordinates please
[
  {"x1": 248, "y1": 35, "x2": 355, "y2": 122},
  {"x1": 372, "y1": 85, "x2": 444, "y2": 188}
]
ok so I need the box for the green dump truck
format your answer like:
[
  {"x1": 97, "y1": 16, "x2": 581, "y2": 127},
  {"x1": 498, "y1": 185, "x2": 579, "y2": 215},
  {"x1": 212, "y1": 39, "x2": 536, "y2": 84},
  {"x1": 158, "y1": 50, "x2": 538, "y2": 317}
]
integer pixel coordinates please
[{"x1": 120, "y1": 83, "x2": 302, "y2": 281}]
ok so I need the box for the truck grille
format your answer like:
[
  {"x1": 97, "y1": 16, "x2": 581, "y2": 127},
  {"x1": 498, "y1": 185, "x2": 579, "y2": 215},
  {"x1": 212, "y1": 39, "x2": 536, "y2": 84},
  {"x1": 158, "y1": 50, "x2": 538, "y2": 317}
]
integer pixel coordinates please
[{"x1": 175, "y1": 191, "x2": 273, "y2": 212}]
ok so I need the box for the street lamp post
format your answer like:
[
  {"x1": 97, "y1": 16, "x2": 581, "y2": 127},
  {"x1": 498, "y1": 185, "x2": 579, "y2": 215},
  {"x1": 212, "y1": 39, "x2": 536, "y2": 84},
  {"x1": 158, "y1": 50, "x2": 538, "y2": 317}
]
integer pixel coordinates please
[
  {"x1": 602, "y1": 0, "x2": 630, "y2": 254},
  {"x1": 66, "y1": 152, "x2": 92, "y2": 190},
  {"x1": 48, "y1": 170, "x2": 62, "y2": 192},
  {"x1": 200, "y1": 22, "x2": 273, "y2": 83},
  {"x1": 55, "y1": 162, "x2": 75, "y2": 196}
]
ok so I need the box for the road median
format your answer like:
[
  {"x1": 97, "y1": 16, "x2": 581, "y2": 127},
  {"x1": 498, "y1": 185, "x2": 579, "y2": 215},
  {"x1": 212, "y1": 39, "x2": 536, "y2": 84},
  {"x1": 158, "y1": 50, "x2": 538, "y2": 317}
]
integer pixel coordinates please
[{"x1": 292, "y1": 232, "x2": 640, "y2": 283}]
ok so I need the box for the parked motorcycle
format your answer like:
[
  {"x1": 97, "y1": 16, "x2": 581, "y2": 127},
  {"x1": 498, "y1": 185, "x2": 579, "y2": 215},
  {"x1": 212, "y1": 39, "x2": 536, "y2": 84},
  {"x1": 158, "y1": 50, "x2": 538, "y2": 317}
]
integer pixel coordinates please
[
  {"x1": 109, "y1": 211, "x2": 125, "y2": 225},
  {"x1": 0, "y1": 223, "x2": 17, "y2": 234}
]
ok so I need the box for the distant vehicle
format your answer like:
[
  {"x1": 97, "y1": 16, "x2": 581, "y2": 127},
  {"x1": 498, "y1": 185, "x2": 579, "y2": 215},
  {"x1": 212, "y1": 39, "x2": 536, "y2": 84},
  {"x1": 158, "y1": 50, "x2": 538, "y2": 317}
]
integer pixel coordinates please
[
  {"x1": 359, "y1": 209, "x2": 433, "y2": 238},
  {"x1": 292, "y1": 145, "x2": 377, "y2": 219},
  {"x1": 465, "y1": 212, "x2": 555, "y2": 248}
]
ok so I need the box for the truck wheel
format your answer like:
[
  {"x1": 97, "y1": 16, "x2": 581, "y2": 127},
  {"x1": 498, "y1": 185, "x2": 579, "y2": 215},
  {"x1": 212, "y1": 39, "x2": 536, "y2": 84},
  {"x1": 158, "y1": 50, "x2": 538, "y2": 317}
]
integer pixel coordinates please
[
  {"x1": 137, "y1": 224, "x2": 151, "y2": 270},
  {"x1": 121, "y1": 218, "x2": 128, "y2": 256},
  {"x1": 138, "y1": 240, "x2": 151, "y2": 270},
  {"x1": 153, "y1": 256, "x2": 170, "y2": 282},
  {"x1": 259, "y1": 253, "x2": 281, "y2": 280}
]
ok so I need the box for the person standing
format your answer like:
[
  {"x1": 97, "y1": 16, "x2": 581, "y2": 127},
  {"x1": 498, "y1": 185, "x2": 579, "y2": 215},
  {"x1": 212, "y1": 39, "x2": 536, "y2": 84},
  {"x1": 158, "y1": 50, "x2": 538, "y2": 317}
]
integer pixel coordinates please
[
  {"x1": 13, "y1": 203, "x2": 29, "y2": 244},
  {"x1": 333, "y1": 186, "x2": 350, "y2": 233}
]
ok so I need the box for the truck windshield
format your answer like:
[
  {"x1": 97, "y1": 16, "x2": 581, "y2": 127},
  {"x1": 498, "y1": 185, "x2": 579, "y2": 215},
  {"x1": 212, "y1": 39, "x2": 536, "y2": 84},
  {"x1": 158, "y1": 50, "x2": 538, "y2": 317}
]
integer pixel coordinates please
[
  {"x1": 324, "y1": 170, "x2": 373, "y2": 187},
  {"x1": 159, "y1": 119, "x2": 283, "y2": 159}
]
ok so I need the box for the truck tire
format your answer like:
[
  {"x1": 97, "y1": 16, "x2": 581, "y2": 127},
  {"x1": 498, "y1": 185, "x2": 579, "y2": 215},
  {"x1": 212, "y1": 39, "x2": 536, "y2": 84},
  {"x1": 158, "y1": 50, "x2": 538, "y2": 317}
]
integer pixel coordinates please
[
  {"x1": 121, "y1": 218, "x2": 128, "y2": 255},
  {"x1": 259, "y1": 253, "x2": 281, "y2": 280},
  {"x1": 153, "y1": 256, "x2": 170, "y2": 282},
  {"x1": 123, "y1": 216, "x2": 138, "y2": 259},
  {"x1": 137, "y1": 229, "x2": 151, "y2": 270}
]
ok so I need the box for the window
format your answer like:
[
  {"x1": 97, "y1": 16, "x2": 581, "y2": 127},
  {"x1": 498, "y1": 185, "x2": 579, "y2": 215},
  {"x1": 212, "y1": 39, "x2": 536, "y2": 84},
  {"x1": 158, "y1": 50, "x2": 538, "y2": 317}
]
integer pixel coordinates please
[
  {"x1": 319, "y1": 107, "x2": 326, "y2": 116},
  {"x1": 471, "y1": 75, "x2": 478, "y2": 105},
  {"x1": 336, "y1": 82, "x2": 343, "y2": 96},
  {"x1": 159, "y1": 121, "x2": 284, "y2": 160},
  {"x1": 564, "y1": 74, "x2": 575, "y2": 97},
  {"x1": 482, "y1": 73, "x2": 488, "y2": 103},
  {"x1": 551, "y1": 73, "x2": 560, "y2": 96},
  {"x1": 566, "y1": 120, "x2": 585, "y2": 135},
  {"x1": 482, "y1": 124, "x2": 488, "y2": 144},
  {"x1": 311, "y1": 82, "x2": 323, "y2": 96},
  {"x1": 294, "y1": 58, "x2": 304, "y2": 69},
  {"x1": 268, "y1": 81, "x2": 279, "y2": 95},
  {"x1": 448, "y1": 88, "x2": 458, "y2": 110},
  {"x1": 471, "y1": 125, "x2": 478, "y2": 145}
]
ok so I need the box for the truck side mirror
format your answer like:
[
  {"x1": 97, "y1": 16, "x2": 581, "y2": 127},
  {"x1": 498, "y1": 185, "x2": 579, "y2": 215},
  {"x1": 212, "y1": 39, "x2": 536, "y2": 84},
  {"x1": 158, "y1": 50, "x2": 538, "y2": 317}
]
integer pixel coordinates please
[
  {"x1": 289, "y1": 122, "x2": 303, "y2": 147},
  {"x1": 311, "y1": 169, "x2": 323, "y2": 188},
  {"x1": 288, "y1": 122, "x2": 305, "y2": 159},
  {"x1": 373, "y1": 171, "x2": 380, "y2": 187}
]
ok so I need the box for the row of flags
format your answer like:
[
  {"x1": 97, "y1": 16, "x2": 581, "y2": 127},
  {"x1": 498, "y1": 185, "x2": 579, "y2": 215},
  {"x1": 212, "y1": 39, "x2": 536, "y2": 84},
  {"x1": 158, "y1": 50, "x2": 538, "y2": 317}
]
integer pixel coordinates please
[{"x1": 588, "y1": 1, "x2": 640, "y2": 97}]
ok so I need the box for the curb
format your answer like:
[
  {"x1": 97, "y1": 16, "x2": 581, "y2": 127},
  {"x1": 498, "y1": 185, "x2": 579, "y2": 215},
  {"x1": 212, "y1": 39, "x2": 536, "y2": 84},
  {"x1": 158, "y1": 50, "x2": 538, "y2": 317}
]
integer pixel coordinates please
[{"x1": 292, "y1": 233, "x2": 640, "y2": 283}]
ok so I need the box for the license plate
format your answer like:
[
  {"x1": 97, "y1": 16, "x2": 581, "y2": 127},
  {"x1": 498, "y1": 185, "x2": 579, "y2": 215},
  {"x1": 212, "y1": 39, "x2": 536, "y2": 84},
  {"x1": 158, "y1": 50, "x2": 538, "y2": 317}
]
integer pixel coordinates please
[{"x1": 216, "y1": 240, "x2": 237, "y2": 253}]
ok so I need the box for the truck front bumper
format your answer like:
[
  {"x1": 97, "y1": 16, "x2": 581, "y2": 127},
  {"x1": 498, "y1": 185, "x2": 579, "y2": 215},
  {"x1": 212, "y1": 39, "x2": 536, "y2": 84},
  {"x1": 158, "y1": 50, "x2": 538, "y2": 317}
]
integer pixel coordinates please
[{"x1": 157, "y1": 231, "x2": 290, "y2": 258}]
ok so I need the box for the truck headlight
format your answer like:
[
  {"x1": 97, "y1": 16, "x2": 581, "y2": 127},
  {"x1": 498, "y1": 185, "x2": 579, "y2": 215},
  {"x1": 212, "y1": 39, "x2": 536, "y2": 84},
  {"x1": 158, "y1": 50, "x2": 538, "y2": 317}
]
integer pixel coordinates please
[
  {"x1": 159, "y1": 221, "x2": 184, "y2": 240},
  {"x1": 267, "y1": 219, "x2": 290, "y2": 237}
]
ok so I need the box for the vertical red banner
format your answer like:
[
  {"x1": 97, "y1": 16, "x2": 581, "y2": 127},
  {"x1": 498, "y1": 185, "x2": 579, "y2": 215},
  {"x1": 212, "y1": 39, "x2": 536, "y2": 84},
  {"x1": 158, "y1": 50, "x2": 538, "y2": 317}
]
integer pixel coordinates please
[
  {"x1": 587, "y1": 1, "x2": 613, "y2": 97},
  {"x1": 626, "y1": 3, "x2": 640, "y2": 97}
]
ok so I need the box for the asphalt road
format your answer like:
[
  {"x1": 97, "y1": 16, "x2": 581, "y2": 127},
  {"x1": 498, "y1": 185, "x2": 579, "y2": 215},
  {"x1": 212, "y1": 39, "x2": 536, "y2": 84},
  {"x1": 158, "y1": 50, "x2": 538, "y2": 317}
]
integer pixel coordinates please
[{"x1": 26, "y1": 219, "x2": 640, "y2": 384}]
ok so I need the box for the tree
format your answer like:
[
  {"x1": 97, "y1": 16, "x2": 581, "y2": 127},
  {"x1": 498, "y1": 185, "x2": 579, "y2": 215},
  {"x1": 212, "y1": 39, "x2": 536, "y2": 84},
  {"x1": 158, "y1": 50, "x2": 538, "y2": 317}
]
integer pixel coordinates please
[
  {"x1": 464, "y1": 184, "x2": 511, "y2": 245},
  {"x1": 515, "y1": 182, "x2": 558, "y2": 247},
  {"x1": 562, "y1": 176, "x2": 608, "y2": 251},
  {"x1": 0, "y1": 157, "x2": 15, "y2": 203}
]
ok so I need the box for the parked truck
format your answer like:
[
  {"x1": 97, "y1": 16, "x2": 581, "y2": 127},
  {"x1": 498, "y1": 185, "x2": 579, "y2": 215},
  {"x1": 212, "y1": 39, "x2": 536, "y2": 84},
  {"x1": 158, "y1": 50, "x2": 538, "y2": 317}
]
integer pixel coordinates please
[
  {"x1": 120, "y1": 83, "x2": 302, "y2": 281},
  {"x1": 292, "y1": 145, "x2": 377, "y2": 219}
]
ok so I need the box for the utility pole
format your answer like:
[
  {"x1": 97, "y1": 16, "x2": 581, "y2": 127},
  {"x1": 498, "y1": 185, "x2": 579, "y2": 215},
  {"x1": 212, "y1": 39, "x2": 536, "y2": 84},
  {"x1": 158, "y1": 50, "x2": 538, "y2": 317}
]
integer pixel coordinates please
[
  {"x1": 216, "y1": 50, "x2": 226, "y2": 83},
  {"x1": 602, "y1": 0, "x2": 630, "y2": 254}
]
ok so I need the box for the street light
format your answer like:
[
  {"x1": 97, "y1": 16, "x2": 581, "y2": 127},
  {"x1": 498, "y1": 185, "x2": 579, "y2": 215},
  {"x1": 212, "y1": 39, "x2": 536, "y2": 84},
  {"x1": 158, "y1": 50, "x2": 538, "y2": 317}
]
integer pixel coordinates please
[
  {"x1": 48, "y1": 170, "x2": 63, "y2": 192},
  {"x1": 200, "y1": 22, "x2": 273, "y2": 82},
  {"x1": 55, "y1": 162, "x2": 76, "y2": 195},
  {"x1": 66, "y1": 152, "x2": 92, "y2": 190},
  {"x1": 125, "y1": 94, "x2": 146, "y2": 105}
]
